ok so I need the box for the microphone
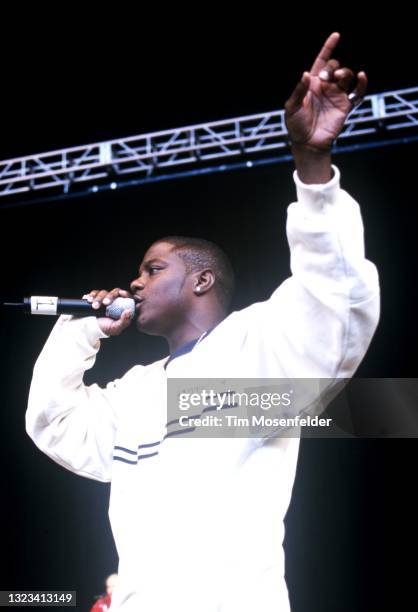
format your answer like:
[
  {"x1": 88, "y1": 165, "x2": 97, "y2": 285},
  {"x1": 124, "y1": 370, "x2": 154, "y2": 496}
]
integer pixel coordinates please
[{"x1": 2, "y1": 296, "x2": 135, "y2": 320}]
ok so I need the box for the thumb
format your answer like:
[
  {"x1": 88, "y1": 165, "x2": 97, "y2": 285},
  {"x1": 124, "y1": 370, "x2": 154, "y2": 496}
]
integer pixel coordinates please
[
  {"x1": 107, "y1": 309, "x2": 133, "y2": 337},
  {"x1": 119, "y1": 308, "x2": 134, "y2": 330}
]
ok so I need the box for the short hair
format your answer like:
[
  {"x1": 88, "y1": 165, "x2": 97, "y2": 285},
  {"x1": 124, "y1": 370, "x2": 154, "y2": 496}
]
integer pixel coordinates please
[{"x1": 156, "y1": 235, "x2": 235, "y2": 311}]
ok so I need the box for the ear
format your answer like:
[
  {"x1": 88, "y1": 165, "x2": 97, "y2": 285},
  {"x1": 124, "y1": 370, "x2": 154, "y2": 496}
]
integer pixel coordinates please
[{"x1": 193, "y1": 269, "x2": 215, "y2": 295}]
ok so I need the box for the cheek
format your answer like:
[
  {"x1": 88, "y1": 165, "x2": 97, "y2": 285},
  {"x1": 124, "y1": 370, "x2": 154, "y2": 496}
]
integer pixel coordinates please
[{"x1": 149, "y1": 279, "x2": 186, "y2": 312}]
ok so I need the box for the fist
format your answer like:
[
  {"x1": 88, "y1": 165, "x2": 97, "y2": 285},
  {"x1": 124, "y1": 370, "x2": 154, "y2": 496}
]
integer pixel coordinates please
[{"x1": 82, "y1": 288, "x2": 133, "y2": 336}]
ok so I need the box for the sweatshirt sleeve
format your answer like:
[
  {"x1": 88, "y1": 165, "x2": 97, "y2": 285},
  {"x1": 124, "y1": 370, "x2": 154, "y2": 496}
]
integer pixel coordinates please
[
  {"x1": 245, "y1": 164, "x2": 380, "y2": 379},
  {"x1": 26, "y1": 314, "x2": 129, "y2": 482}
]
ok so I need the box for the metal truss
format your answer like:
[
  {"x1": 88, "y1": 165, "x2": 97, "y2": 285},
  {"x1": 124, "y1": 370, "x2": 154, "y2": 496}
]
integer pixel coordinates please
[{"x1": 1, "y1": 86, "x2": 417, "y2": 202}]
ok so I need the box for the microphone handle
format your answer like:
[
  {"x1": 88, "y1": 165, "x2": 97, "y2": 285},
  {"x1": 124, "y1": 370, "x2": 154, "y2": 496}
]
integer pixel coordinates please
[
  {"x1": 23, "y1": 297, "x2": 105, "y2": 316},
  {"x1": 21, "y1": 296, "x2": 134, "y2": 319}
]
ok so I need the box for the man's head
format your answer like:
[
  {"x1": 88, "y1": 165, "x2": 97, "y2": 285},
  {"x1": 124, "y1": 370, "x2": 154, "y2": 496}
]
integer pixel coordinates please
[
  {"x1": 105, "y1": 573, "x2": 118, "y2": 597},
  {"x1": 157, "y1": 236, "x2": 235, "y2": 310},
  {"x1": 130, "y1": 236, "x2": 235, "y2": 337}
]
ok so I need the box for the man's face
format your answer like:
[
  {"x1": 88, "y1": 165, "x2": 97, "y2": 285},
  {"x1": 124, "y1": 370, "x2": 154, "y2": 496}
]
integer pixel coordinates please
[
  {"x1": 130, "y1": 241, "x2": 194, "y2": 335},
  {"x1": 105, "y1": 574, "x2": 118, "y2": 596}
]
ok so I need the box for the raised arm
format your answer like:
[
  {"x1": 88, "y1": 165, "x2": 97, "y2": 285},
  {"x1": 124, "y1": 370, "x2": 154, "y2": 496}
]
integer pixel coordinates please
[{"x1": 239, "y1": 34, "x2": 379, "y2": 382}]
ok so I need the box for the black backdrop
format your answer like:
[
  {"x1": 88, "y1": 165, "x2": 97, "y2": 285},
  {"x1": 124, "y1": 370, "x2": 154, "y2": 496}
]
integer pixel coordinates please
[{"x1": 0, "y1": 12, "x2": 417, "y2": 612}]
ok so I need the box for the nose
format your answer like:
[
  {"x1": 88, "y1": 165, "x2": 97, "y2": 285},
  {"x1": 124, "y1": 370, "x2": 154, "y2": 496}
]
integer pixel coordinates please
[{"x1": 130, "y1": 274, "x2": 145, "y2": 294}]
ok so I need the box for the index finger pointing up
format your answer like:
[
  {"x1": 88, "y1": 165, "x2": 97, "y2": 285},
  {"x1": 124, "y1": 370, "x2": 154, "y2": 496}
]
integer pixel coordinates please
[{"x1": 309, "y1": 32, "x2": 341, "y2": 75}]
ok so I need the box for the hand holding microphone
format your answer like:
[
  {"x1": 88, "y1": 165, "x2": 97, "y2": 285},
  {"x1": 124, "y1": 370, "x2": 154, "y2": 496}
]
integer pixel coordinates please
[{"x1": 82, "y1": 288, "x2": 134, "y2": 336}]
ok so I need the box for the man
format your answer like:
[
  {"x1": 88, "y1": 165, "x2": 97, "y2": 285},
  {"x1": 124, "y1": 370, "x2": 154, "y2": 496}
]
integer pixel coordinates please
[
  {"x1": 26, "y1": 33, "x2": 379, "y2": 612},
  {"x1": 90, "y1": 574, "x2": 118, "y2": 612}
]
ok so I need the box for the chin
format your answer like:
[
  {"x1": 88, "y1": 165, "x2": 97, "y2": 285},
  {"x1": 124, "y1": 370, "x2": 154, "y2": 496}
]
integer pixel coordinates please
[{"x1": 135, "y1": 314, "x2": 161, "y2": 336}]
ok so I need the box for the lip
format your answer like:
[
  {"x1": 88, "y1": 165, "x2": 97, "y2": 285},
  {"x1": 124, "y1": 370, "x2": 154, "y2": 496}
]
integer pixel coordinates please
[{"x1": 134, "y1": 298, "x2": 144, "y2": 313}]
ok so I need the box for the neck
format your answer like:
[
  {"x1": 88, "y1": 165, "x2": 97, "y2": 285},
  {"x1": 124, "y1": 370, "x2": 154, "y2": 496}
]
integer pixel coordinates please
[{"x1": 165, "y1": 308, "x2": 226, "y2": 353}]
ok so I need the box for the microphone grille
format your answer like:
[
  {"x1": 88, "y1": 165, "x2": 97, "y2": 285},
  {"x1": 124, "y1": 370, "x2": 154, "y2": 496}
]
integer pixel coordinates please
[{"x1": 105, "y1": 297, "x2": 135, "y2": 320}]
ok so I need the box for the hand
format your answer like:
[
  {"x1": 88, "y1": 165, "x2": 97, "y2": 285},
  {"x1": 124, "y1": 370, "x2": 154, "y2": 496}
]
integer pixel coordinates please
[
  {"x1": 82, "y1": 288, "x2": 133, "y2": 336},
  {"x1": 284, "y1": 32, "x2": 367, "y2": 152}
]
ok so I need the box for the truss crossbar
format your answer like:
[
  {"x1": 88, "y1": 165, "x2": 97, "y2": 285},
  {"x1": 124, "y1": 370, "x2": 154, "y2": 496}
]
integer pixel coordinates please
[{"x1": 1, "y1": 86, "x2": 417, "y2": 198}]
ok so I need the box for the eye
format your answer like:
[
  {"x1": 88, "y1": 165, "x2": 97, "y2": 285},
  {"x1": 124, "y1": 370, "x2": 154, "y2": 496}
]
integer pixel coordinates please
[{"x1": 149, "y1": 266, "x2": 161, "y2": 275}]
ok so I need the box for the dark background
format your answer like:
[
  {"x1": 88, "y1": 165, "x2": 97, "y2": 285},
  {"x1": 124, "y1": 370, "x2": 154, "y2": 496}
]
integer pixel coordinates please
[{"x1": 0, "y1": 11, "x2": 416, "y2": 611}]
